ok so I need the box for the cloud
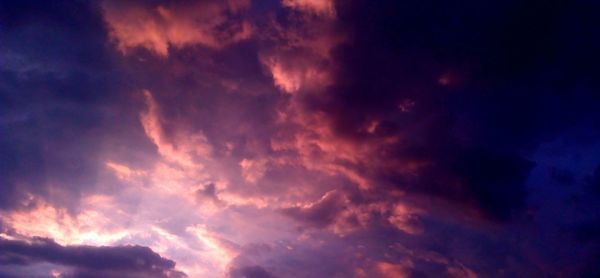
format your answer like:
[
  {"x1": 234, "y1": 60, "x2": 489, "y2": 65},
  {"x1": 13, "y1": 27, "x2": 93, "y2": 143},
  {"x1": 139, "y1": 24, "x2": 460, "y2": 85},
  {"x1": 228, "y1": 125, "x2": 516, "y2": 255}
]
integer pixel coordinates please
[
  {"x1": 3, "y1": 0, "x2": 600, "y2": 277},
  {"x1": 0, "y1": 237, "x2": 186, "y2": 278},
  {"x1": 239, "y1": 158, "x2": 268, "y2": 184},
  {"x1": 261, "y1": 50, "x2": 332, "y2": 94},
  {"x1": 0, "y1": 196, "x2": 131, "y2": 246},
  {"x1": 0, "y1": 0, "x2": 153, "y2": 212},
  {"x1": 102, "y1": 0, "x2": 253, "y2": 56},
  {"x1": 373, "y1": 261, "x2": 413, "y2": 278},
  {"x1": 140, "y1": 90, "x2": 212, "y2": 169},
  {"x1": 258, "y1": 0, "x2": 342, "y2": 94},
  {"x1": 281, "y1": 0, "x2": 336, "y2": 17},
  {"x1": 387, "y1": 204, "x2": 423, "y2": 235},
  {"x1": 265, "y1": 0, "x2": 559, "y2": 222},
  {"x1": 228, "y1": 265, "x2": 279, "y2": 278},
  {"x1": 281, "y1": 190, "x2": 347, "y2": 228}
]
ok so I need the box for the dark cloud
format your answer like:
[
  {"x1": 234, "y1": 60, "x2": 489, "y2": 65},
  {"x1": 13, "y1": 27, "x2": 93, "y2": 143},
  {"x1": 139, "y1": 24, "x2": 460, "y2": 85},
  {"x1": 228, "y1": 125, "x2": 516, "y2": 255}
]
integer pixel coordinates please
[
  {"x1": 438, "y1": 148, "x2": 533, "y2": 220},
  {"x1": 0, "y1": 237, "x2": 186, "y2": 277},
  {"x1": 289, "y1": 0, "x2": 600, "y2": 221},
  {"x1": 195, "y1": 183, "x2": 225, "y2": 207}
]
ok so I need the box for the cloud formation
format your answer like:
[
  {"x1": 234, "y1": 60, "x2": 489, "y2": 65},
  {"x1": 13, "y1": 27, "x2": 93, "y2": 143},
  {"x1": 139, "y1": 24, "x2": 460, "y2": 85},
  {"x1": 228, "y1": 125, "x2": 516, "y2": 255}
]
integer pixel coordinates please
[
  {"x1": 102, "y1": 0, "x2": 253, "y2": 56},
  {"x1": 2, "y1": 0, "x2": 600, "y2": 277},
  {"x1": 0, "y1": 237, "x2": 185, "y2": 278}
]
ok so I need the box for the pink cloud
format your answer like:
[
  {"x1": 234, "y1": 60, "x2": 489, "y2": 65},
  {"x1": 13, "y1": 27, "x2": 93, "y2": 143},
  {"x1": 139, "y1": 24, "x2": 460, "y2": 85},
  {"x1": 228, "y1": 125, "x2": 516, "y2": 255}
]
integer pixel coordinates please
[
  {"x1": 375, "y1": 261, "x2": 414, "y2": 278},
  {"x1": 261, "y1": 52, "x2": 332, "y2": 94},
  {"x1": 0, "y1": 195, "x2": 131, "y2": 246},
  {"x1": 102, "y1": 0, "x2": 253, "y2": 56},
  {"x1": 140, "y1": 90, "x2": 212, "y2": 169},
  {"x1": 239, "y1": 158, "x2": 268, "y2": 184}
]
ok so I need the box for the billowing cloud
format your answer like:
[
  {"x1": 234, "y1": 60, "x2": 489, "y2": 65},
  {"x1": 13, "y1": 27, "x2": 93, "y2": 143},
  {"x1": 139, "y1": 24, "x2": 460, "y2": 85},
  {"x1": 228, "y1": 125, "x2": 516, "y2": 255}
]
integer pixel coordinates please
[{"x1": 102, "y1": 0, "x2": 253, "y2": 56}]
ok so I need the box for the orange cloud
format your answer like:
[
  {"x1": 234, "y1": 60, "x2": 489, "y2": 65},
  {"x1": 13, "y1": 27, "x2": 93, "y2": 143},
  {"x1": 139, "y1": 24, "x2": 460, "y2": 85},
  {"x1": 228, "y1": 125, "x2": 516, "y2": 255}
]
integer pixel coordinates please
[
  {"x1": 105, "y1": 161, "x2": 146, "y2": 183},
  {"x1": 1, "y1": 195, "x2": 130, "y2": 246},
  {"x1": 375, "y1": 261, "x2": 414, "y2": 278},
  {"x1": 387, "y1": 203, "x2": 423, "y2": 235},
  {"x1": 102, "y1": 0, "x2": 253, "y2": 56},
  {"x1": 269, "y1": 106, "x2": 378, "y2": 189},
  {"x1": 262, "y1": 53, "x2": 332, "y2": 94}
]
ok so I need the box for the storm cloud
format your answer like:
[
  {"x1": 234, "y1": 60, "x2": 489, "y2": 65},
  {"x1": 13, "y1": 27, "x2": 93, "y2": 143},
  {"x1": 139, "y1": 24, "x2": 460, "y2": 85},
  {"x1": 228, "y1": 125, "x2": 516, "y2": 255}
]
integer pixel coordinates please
[{"x1": 0, "y1": 237, "x2": 185, "y2": 278}]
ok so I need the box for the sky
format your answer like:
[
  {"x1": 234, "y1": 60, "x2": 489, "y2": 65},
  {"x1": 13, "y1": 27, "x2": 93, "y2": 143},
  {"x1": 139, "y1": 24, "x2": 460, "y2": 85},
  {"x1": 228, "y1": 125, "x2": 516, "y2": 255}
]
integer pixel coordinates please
[{"x1": 1, "y1": 0, "x2": 600, "y2": 277}]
